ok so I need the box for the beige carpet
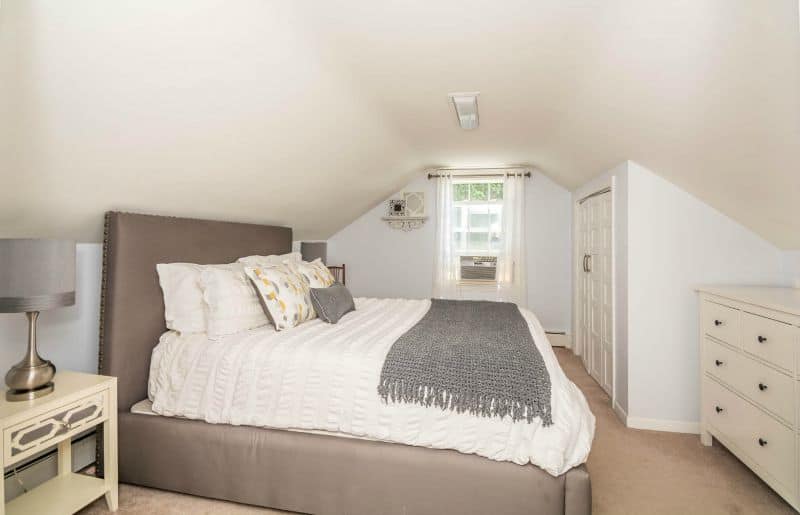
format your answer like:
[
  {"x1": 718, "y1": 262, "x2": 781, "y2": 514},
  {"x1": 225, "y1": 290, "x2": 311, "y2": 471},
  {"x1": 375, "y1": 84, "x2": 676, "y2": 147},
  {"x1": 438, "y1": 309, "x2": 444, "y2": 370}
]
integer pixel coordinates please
[{"x1": 81, "y1": 348, "x2": 795, "y2": 515}]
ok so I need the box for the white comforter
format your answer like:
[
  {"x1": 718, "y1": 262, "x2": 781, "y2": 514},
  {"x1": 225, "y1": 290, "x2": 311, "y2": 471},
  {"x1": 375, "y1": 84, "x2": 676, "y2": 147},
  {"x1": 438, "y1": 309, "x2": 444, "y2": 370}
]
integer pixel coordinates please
[{"x1": 148, "y1": 298, "x2": 595, "y2": 475}]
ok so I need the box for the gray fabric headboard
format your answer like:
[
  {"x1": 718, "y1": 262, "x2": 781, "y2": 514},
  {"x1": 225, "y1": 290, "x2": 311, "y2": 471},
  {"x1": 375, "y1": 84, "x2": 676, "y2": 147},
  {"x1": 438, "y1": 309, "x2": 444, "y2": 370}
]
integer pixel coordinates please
[{"x1": 99, "y1": 212, "x2": 292, "y2": 411}]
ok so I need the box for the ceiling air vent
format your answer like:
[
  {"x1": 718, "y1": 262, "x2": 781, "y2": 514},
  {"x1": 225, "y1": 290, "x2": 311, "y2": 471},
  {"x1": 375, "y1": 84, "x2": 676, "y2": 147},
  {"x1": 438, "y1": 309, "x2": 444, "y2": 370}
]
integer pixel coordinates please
[{"x1": 448, "y1": 92, "x2": 480, "y2": 130}]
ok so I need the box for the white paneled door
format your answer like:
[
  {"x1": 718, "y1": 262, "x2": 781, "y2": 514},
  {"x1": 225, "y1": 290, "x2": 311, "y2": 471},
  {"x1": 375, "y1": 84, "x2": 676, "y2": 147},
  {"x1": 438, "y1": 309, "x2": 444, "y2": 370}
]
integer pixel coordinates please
[{"x1": 578, "y1": 191, "x2": 613, "y2": 396}]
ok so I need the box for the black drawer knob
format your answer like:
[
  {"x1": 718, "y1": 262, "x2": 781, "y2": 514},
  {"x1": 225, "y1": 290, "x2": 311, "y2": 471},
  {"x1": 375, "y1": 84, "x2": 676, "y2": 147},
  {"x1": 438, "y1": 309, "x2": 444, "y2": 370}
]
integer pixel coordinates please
[
  {"x1": 715, "y1": 359, "x2": 723, "y2": 366},
  {"x1": 758, "y1": 335, "x2": 767, "y2": 343},
  {"x1": 715, "y1": 406, "x2": 724, "y2": 413},
  {"x1": 714, "y1": 319, "x2": 723, "y2": 326},
  {"x1": 758, "y1": 438, "x2": 768, "y2": 447},
  {"x1": 758, "y1": 383, "x2": 768, "y2": 391}
]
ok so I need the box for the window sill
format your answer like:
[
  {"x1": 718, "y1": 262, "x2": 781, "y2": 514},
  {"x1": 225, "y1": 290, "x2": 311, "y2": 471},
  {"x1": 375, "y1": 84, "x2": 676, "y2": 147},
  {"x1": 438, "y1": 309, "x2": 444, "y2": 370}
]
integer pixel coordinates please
[{"x1": 457, "y1": 280, "x2": 498, "y2": 286}]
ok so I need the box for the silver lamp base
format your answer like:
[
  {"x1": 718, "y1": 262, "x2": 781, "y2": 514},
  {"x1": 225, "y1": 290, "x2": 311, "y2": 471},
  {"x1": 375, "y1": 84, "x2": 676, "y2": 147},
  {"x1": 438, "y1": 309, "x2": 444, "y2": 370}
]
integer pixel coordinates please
[
  {"x1": 6, "y1": 381, "x2": 54, "y2": 401},
  {"x1": 5, "y1": 312, "x2": 56, "y2": 402}
]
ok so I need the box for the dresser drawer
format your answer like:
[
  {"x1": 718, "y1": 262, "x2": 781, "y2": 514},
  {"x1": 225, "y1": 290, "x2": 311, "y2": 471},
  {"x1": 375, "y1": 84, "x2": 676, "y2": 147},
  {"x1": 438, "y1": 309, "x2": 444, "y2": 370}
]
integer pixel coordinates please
[
  {"x1": 741, "y1": 312, "x2": 796, "y2": 373},
  {"x1": 4, "y1": 390, "x2": 108, "y2": 465},
  {"x1": 703, "y1": 301, "x2": 740, "y2": 345},
  {"x1": 705, "y1": 338, "x2": 795, "y2": 424},
  {"x1": 704, "y1": 377, "x2": 795, "y2": 493},
  {"x1": 704, "y1": 338, "x2": 743, "y2": 387},
  {"x1": 705, "y1": 376, "x2": 741, "y2": 438},
  {"x1": 736, "y1": 354, "x2": 795, "y2": 424}
]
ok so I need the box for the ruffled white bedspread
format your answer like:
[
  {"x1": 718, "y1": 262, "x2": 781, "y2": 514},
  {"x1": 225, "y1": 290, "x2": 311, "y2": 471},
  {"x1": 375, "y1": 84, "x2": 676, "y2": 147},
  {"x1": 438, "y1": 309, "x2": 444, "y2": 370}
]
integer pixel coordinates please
[{"x1": 148, "y1": 298, "x2": 595, "y2": 476}]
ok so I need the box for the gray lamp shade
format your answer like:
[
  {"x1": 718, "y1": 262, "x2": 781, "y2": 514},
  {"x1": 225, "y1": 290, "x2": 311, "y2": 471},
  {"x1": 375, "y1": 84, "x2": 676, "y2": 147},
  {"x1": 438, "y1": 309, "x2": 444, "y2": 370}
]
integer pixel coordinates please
[
  {"x1": 0, "y1": 239, "x2": 76, "y2": 312},
  {"x1": 300, "y1": 241, "x2": 327, "y2": 264}
]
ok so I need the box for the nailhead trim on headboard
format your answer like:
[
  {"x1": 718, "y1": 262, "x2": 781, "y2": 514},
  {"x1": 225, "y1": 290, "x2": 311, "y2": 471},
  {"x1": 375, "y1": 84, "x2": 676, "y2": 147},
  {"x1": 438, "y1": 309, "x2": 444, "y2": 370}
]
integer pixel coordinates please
[{"x1": 95, "y1": 211, "x2": 112, "y2": 478}]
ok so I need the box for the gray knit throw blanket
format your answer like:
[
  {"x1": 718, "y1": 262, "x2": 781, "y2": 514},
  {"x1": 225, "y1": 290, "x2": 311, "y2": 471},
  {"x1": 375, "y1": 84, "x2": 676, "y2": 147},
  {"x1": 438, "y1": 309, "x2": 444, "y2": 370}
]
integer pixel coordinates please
[{"x1": 378, "y1": 299, "x2": 553, "y2": 426}]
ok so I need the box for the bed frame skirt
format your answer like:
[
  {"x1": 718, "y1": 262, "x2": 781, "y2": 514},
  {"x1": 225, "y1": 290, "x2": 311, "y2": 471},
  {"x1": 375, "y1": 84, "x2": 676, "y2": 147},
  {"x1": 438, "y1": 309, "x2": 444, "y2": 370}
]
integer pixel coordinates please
[{"x1": 119, "y1": 412, "x2": 590, "y2": 515}]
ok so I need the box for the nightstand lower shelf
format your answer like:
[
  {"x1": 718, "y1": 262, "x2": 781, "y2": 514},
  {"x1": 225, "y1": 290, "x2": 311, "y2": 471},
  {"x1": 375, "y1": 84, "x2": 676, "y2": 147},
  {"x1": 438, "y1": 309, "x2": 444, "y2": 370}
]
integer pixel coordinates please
[{"x1": 6, "y1": 472, "x2": 107, "y2": 515}]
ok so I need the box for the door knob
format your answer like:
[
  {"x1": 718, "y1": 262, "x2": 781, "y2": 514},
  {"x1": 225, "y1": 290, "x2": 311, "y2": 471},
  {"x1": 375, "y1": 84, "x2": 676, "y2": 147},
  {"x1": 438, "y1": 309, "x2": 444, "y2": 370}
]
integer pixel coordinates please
[
  {"x1": 757, "y1": 335, "x2": 767, "y2": 343},
  {"x1": 758, "y1": 383, "x2": 768, "y2": 391},
  {"x1": 715, "y1": 406, "x2": 724, "y2": 413},
  {"x1": 714, "y1": 319, "x2": 723, "y2": 326}
]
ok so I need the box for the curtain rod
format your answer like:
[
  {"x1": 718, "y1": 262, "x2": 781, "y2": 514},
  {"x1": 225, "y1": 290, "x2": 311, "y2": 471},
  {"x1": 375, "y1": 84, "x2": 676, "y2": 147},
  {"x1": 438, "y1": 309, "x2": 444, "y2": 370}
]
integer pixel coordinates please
[
  {"x1": 427, "y1": 171, "x2": 531, "y2": 179},
  {"x1": 426, "y1": 166, "x2": 532, "y2": 180},
  {"x1": 577, "y1": 187, "x2": 611, "y2": 204}
]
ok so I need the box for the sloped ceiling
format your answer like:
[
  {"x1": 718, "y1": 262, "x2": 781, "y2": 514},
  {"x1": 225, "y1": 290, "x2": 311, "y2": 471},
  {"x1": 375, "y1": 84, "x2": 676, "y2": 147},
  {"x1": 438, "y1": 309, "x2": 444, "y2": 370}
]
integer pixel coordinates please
[{"x1": 1, "y1": 1, "x2": 799, "y2": 247}]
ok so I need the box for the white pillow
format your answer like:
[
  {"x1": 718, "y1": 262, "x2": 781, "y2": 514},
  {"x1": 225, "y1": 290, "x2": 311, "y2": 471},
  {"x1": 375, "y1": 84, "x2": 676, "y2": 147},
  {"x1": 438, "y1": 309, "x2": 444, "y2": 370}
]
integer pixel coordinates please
[
  {"x1": 156, "y1": 263, "x2": 206, "y2": 333},
  {"x1": 288, "y1": 258, "x2": 336, "y2": 288},
  {"x1": 244, "y1": 264, "x2": 316, "y2": 331},
  {"x1": 238, "y1": 252, "x2": 302, "y2": 267},
  {"x1": 200, "y1": 264, "x2": 270, "y2": 338}
]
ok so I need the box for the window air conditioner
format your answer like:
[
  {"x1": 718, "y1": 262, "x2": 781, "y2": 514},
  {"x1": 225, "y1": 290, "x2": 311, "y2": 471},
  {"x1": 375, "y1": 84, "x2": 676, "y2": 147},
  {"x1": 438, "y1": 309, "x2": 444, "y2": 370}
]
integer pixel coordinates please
[{"x1": 460, "y1": 255, "x2": 497, "y2": 281}]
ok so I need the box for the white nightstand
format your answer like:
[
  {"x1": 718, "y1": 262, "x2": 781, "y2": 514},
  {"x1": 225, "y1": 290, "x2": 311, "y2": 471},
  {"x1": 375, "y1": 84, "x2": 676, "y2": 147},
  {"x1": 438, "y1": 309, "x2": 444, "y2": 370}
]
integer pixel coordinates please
[{"x1": 0, "y1": 371, "x2": 117, "y2": 515}]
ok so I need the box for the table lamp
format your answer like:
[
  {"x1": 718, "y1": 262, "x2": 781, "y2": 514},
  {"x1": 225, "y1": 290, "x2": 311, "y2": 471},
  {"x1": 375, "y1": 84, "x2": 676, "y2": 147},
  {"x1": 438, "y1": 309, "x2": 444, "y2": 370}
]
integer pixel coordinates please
[
  {"x1": 300, "y1": 241, "x2": 327, "y2": 264},
  {"x1": 0, "y1": 239, "x2": 75, "y2": 401}
]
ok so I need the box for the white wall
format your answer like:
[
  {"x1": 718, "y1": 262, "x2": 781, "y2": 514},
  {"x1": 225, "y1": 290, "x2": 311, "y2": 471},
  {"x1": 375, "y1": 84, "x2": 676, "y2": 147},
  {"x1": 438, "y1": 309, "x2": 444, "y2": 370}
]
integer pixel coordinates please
[
  {"x1": 527, "y1": 173, "x2": 574, "y2": 334},
  {"x1": 625, "y1": 162, "x2": 786, "y2": 428},
  {"x1": 783, "y1": 251, "x2": 800, "y2": 287},
  {"x1": 328, "y1": 174, "x2": 437, "y2": 300},
  {"x1": 0, "y1": 244, "x2": 101, "y2": 376},
  {"x1": 328, "y1": 171, "x2": 574, "y2": 333}
]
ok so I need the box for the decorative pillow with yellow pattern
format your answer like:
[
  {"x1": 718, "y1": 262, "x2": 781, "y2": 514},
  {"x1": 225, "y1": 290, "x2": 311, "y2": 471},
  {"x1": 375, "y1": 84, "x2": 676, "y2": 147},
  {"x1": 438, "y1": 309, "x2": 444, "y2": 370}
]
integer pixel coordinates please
[
  {"x1": 243, "y1": 264, "x2": 316, "y2": 331},
  {"x1": 288, "y1": 258, "x2": 336, "y2": 288}
]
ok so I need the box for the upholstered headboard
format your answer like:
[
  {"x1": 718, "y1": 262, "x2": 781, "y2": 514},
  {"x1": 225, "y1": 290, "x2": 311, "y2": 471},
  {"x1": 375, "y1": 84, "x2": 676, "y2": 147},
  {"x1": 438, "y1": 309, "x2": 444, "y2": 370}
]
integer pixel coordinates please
[{"x1": 99, "y1": 212, "x2": 292, "y2": 411}]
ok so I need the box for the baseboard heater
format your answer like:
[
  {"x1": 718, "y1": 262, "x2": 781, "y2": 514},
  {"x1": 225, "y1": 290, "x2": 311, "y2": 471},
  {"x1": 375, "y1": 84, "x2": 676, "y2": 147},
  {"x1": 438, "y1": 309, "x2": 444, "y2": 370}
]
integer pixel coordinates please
[
  {"x1": 545, "y1": 331, "x2": 569, "y2": 347},
  {"x1": 3, "y1": 431, "x2": 96, "y2": 503}
]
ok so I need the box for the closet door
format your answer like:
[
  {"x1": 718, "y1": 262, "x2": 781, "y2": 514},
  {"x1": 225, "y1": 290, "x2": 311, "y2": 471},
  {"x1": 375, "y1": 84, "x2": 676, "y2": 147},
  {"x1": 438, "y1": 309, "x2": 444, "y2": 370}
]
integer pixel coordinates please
[
  {"x1": 595, "y1": 192, "x2": 613, "y2": 394},
  {"x1": 578, "y1": 200, "x2": 591, "y2": 372},
  {"x1": 587, "y1": 196, "x2": 603, "y2": 384},
  {"x1": 580, "y1": 191, "x2": 613, "y2": 396}
]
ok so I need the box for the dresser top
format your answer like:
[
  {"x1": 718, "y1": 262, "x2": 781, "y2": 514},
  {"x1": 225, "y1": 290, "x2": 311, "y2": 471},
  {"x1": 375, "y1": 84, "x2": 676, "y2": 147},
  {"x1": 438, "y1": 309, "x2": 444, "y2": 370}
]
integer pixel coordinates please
[{"x1": 697, "y1": 286, "x2": 800, "y2": 315}]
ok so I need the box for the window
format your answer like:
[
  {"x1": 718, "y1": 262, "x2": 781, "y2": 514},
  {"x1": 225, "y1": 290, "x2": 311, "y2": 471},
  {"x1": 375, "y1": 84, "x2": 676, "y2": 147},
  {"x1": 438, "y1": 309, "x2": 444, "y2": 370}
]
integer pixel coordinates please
[
  {"x1": 452, "y1": 179, "x2": 503, "y2": 281},
  {"x1": 433, "y1": 170, "x2": 525, "y2": 304}
]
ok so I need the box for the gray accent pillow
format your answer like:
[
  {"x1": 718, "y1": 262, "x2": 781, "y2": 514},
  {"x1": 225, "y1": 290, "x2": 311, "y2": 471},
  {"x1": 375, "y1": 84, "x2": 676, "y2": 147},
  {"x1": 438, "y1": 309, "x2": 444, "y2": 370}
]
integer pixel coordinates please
[{"x1": 310, "y1": 282, "x2": 355, "y2": 324}]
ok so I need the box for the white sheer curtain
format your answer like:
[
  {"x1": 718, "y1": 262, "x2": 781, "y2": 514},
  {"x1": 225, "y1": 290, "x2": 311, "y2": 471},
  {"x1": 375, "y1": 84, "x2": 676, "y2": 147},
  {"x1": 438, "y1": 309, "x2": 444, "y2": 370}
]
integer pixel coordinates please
[
  {"x1": 495, "y1": 172, "x2": 527, "y2": 306},
  {"x1": 433, "y1": 170, "x2": 527, "y2": 305},
  {"x1": 432, "y1": 173, "x2": 459, "y2": 299}
]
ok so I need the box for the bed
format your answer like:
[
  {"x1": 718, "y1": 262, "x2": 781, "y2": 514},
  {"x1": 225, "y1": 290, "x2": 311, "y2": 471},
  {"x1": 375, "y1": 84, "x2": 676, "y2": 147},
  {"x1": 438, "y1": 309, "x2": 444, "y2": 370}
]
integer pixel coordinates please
[{"x1": 98, "y1": 211, "x2": 593, "y2": 515}]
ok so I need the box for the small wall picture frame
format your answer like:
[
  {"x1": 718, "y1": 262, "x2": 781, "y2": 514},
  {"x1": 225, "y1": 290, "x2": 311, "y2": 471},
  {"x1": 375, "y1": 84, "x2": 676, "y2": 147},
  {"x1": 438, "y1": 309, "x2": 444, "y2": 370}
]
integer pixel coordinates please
[
  {"x1": 403, "y1": 191, "x2": 425, "y2": 216},
  {"x1": 388, "y1": 199, "x2": 406, "y2": 217}
]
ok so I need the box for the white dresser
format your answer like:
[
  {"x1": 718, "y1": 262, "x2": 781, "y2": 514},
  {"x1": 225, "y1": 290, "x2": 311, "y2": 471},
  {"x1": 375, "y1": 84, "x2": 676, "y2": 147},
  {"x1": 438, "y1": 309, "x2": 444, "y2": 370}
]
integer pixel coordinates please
[{"x1": 699, "y1": 286, "x2": 800, "y2": 512}]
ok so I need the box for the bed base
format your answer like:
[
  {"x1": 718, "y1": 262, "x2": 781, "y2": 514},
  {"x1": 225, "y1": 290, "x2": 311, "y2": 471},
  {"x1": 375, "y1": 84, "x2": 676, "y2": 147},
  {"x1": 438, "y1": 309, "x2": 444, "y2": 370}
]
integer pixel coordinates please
[{"x1": 120, "y1": 412, "x2": 590, "y2": 515}]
